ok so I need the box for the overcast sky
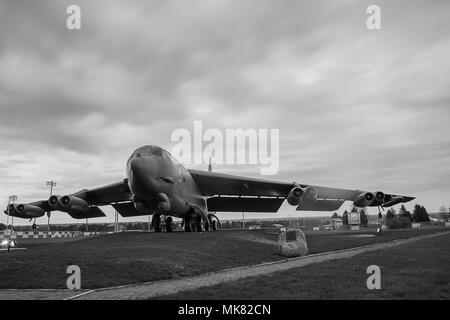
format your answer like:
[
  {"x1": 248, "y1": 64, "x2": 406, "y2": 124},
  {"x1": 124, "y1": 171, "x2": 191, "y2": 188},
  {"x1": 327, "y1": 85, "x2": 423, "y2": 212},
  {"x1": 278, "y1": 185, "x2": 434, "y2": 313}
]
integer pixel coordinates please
[{"x1": 1, "y1": 0, "x2": 449, "y2": 225}]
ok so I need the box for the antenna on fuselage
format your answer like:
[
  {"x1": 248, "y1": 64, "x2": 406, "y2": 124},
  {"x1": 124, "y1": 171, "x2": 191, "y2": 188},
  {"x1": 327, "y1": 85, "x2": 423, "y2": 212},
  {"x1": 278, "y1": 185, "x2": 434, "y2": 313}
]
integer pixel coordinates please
[{"x1": 208, "y1": 157, "x2": 212, "y2": 172}]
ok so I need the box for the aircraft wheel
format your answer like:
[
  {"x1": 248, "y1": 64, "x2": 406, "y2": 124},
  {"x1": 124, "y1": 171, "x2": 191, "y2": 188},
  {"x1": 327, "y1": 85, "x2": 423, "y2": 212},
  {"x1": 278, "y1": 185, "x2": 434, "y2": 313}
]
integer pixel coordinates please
[
  {"x1": 165, "y1": 216, "x2": 173, "y2": 233},
  {"x1": 184, "y1": 217, "x2": 192, "y2": 232},
  {"x1": 195, "y1": 215, "x2": 203, "y2": 232},
  {"x1": 153, "y1": 214, "x2": 161, "y2": 233},
  {"x1": 212, "y1": 220, "x2": 217, "y2": 231}
]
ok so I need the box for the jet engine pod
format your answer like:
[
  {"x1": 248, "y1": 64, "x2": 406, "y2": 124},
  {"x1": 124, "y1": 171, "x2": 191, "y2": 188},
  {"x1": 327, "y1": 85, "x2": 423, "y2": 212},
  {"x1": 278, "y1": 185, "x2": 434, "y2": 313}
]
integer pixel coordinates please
[
  {"x1": 157, "y1": 193, "x2": 171, "y2": 212},
  {"x1": 7, "y1": 204, "x2": 17, "y2": 214},
  {"x1": 287, "y1": 185, "x2": 318, "y2": 206},
  {"x1": 353, "y1": 192, "x2": 375, "y2": 207},
  {"x1": 371, "y1": 191, "x2": 385, "y2": 206},
  {"x1": 48, "y1": 195, "x2": 65, "y2": 210},
  {"x1": 60, "y1": 195, "x2": 90, "y2": 212},
  {"x1": 16, "y1": 204, "x2": 45, "y2": 218},
  {"x1": 304, "y1": 186, "x2": 318, "y2": 202},
  {"x1": 287, "y1": 187, "x2": 303, "y2": 206},
  {"x1": 375, "y1": 191, "x2": 385, "y2": 201}
]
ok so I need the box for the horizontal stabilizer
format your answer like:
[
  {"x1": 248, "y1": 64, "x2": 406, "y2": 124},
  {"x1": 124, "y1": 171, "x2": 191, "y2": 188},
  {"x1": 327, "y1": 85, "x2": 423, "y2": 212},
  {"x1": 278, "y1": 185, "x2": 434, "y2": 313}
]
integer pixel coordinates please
[
  {"x1": 67, "y1": 206, "x2": 106, "y2": 219},
  {"x1": 297, "y1": 199, "x2": 345, "y2": 211},
  {"x1": 111, "y1": 202, "x2": 145, "y2": 217},
  {"x1": 207, "y1": 196, "x2": 285, "y2": 212}
]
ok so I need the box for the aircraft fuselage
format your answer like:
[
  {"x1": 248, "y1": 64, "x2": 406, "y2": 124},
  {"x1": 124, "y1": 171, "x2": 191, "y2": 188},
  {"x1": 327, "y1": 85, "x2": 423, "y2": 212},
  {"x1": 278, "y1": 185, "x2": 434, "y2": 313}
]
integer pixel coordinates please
[{"x1": 126, "y1": 145, "x2": 207, "y2": 219}]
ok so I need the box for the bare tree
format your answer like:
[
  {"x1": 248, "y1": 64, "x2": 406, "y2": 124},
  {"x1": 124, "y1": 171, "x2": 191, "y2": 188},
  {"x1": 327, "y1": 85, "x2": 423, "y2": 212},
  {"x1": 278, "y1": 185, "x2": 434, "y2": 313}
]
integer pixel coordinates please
[{"x1": 439, "y1": 205, "x2": 449, "y2": 222}]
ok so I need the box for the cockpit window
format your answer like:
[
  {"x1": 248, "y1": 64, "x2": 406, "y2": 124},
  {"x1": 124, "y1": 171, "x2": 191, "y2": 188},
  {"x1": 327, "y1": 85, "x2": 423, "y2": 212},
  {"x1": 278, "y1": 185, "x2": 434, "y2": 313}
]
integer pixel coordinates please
[
  {"x1": 148, "y1": 146, "x2": 163, "y2": 157},
  {"x1": 133, "y1": 145, "x2": 163, "y2": 158}
]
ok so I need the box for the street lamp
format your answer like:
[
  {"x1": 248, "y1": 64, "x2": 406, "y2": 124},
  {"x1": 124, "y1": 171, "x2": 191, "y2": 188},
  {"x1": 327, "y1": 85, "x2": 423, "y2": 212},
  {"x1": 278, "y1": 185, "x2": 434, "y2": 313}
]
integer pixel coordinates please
[
  {"x1": 46, "y1": 181, "x2": 57, "y2": 195},
  {"x1": 46, "y1": 181, "x2": 56, "y2": 231},
  {"x1": 7, "y1": 195, "x2": 17, "y2": 233}
]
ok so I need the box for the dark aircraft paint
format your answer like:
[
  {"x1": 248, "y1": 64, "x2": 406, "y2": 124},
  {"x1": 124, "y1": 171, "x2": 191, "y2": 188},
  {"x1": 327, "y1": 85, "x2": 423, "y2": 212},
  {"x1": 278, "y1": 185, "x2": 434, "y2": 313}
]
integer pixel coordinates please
[{"x1": 126, "y1": 145, "x2": 206, "y2": 219}]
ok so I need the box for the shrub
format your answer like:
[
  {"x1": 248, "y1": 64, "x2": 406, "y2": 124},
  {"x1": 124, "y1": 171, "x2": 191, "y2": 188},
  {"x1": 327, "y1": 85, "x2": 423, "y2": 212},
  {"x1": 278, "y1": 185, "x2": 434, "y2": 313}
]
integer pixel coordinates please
[{"x1": 386, "y1": 216, "x2": 412, "y2": 229}]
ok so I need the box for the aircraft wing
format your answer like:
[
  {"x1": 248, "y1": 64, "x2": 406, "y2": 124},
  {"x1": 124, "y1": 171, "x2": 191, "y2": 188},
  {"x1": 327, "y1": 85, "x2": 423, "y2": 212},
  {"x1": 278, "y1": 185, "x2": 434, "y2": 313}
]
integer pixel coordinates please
[
  {"x1": 70, "y1": 179, "x2": 132, "y2": 206},
  {"x1": 189, "y1": 169, "x2": 361, "y2": 199},
  {"x1": 189, "y1": 169, "x2": 414, "y2": 212},
  {"x1": 5, "y1": 179, "x2": 132, "y2": 219},
  {"x1": 189, "y1": 169, "x2": 293, "y2": 197}
]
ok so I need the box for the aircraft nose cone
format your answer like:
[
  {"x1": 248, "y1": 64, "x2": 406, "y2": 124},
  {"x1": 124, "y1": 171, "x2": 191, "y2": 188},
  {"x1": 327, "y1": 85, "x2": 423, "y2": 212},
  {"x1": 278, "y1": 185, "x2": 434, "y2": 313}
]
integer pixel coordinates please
[{"x1": 129, "y1": 156, "x2": 159, "y2": 179}]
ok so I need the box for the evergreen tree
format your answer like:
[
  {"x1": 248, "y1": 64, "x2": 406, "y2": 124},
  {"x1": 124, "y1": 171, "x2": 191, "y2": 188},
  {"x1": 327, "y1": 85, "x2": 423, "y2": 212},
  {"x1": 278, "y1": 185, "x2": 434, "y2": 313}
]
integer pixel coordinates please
[
  {"x1": 359, "y1": 208, "x2": 368, "y2": 226},
  {"x1": 331, "y1": 212, "x2": 339, "y2": 219},
  {"x1": 439, "y1": 205, "x2": 449, "y2": 222},
  {"x1": 421, "y1": 205, "x2": 430, "y2": 222},
  {"x1": 386, "y1": 208, "x2": 396, "y2": 219},
  {"x1": 412, "y1": 203, "x2": 421, "y2": 222},
  {"x1": 398, "y1": 205, "x2": 407, "y2": 216},
  {"x1": 404, "y1": 210, "x2": 412, "y2": 222},
  {"x1": 398, "y1": 204, "x2": 413, "y2": 222},
  {"x1": 412, "y1": 204, "x2": 430, "y2": 223},
  {"x1": 342, "y1": 210, "x2": 349, "y2": 225}
]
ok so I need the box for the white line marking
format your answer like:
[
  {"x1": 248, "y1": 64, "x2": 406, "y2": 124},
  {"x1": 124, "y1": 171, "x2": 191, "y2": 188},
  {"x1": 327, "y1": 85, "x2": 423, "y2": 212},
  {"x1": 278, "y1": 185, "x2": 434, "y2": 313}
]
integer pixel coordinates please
[{"x1": 66, "y1": 290, "x2": 95, "y2": 300}]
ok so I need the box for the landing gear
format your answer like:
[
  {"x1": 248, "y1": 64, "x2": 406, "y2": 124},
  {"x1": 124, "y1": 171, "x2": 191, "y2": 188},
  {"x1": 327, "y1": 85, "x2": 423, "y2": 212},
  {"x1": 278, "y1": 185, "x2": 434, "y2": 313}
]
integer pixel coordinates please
[
  {"x1": 184, "y1": 207, "x2": 205, "y2": 232},
  {"x1": 208, "y1": 213, "x2": 221, "y2": 231},
  {"x1": 165, "y1": 216, "x2": 173, "y2": 233},
  {"x1": 377, "y1": 205, "x2": 384, "y2": 236},
  {"x1": 195, "y1": 215, "x2": 203, "y2": 232},
  {"x1": 183, "y1": 215, "x2": 193, "y2": 232},
  {"x1": 151, "y1": 213, "x2": 161, "y2": 233},
  {"x1": 182, "y1": 208, "x2": 221, "y2": 232}
]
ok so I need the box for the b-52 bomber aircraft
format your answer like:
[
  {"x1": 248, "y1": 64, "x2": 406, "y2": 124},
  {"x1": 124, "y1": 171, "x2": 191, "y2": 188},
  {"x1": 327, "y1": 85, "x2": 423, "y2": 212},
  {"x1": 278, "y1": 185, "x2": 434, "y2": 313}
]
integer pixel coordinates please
[{"x1": 4, "y1": 145, "x2": 415, "y2": 232}]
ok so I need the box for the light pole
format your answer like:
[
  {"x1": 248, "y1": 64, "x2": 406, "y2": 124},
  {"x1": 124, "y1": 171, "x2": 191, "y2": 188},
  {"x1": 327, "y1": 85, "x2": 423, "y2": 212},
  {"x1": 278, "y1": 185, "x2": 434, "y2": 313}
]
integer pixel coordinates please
[
  {"x1": 7, "y1": 195, "x2": 17, "y2": 234},
  {"x1": 46, "y1": 181, "x2": 56, "y2": 231},
  {"x1": 115, "y1": 210, "x2": 120, "y2": 233}
]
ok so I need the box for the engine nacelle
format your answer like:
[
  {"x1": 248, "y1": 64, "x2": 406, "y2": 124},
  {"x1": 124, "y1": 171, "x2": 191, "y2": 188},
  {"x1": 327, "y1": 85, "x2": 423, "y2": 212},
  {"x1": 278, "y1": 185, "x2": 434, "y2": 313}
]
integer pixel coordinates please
[
  {"x1": 372, "y1": 191, "x2": 385, "y2": 206},
  {"x1": 48, "y1": 195, "x2": 65, "y2": 211},
  {"x1": 287, "y1": 185, "x2": 318, "y2": 206},
  {"x1": 15, "y1": 204, "x2": 45, "y2": 218},
  {"x1": 304, "y1": 186, "x2": 318, "y2": 202},
  {"x1": 157, "y1": 193, "x2": 171, "y2": 212},
  {"x1": 7, "y1": 204, "x2": 16, "y2": 214},
  {"x1": 353, "y1": 192, "x2": 375, "y2": 207},
  {"x1": 287, "y1": 187, "x2": 303, "y2": 206},
  {"x1": 60, "y1": 195, "x2": 89, "y2": 212}
]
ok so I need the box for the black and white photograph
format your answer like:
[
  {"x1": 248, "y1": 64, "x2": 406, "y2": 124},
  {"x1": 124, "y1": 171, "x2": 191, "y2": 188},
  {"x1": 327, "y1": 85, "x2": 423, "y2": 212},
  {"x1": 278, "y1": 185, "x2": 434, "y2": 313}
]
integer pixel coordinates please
[{"x1": 1, "y1": 0, "x2": 449, "y2": 307}]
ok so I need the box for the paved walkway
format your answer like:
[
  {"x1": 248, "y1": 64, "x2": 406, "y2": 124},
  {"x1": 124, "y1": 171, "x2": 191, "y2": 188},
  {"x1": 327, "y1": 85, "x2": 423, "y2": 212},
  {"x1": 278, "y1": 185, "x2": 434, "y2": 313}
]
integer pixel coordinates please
[
  {"x1": 1, "y1": 230, "x2": 449, "y2": 300},
  {"x1": 0, "y1": 289, "x2": 88, "y2": 300}
]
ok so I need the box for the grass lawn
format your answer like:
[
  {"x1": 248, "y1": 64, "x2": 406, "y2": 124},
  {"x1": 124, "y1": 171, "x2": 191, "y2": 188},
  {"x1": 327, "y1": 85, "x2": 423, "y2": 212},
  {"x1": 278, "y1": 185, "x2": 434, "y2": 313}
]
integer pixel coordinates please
[
  {"x1": 1, "y1": 227, "x2": 447, "y2": 290},
  {"x1": 159, "y1": 232, "x2": 450, "y2": 299}
]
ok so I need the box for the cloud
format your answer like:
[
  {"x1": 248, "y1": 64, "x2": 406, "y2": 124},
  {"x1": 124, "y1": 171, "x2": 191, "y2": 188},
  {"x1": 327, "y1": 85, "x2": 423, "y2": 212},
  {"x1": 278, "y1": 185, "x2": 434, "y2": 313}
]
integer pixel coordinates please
[{"x1": 1, "y1": 0, "x2": 449, "y2": 224}]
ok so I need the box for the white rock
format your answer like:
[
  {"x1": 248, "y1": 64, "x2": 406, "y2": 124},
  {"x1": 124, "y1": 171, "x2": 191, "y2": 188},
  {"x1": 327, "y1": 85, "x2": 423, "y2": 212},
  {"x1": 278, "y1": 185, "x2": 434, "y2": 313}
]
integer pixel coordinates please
[{"x1": 278, "y1": 228, "x2": 308, "y2": 257}]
